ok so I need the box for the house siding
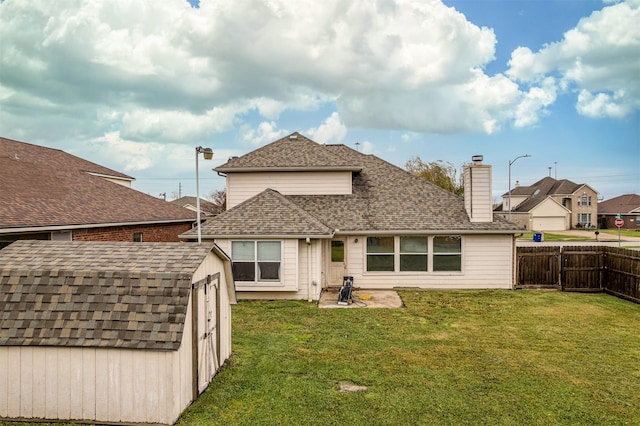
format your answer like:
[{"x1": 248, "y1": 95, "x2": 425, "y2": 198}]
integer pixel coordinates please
[
  {"x1": 342, "y1": 234, "x2": 513, "y2": 289},
  {"x1": 227, "y1": 171, "x2": 352, "y2": 208},
  {"x1": 217, "y1": 239, "x2": 300, "y2": 296},
  {"x1": 463, "y1": 164, "x2": 492, "y2": 223}
]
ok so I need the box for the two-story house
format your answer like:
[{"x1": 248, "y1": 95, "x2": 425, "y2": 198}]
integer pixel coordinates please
[
  {"x1": 181, "y1": 133, "x2": 522, "y2": 301},
  {"x1": 495, "y1": 177, "x2": 598, "y2": 231}
]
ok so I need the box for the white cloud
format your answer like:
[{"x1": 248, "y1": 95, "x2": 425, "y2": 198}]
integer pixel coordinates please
[
  {"x1": 507, "y1": 0, "x2": 640, "y2": 119},
  {"x1": 306, "y1": 112, "x2": 347, "y2": 144},
  {"x1": 514, "y1": 78, "x2": 557, "y2": 128},
  {"x1": 242, "y1": 121, "x2": 289, "y2": 145}
]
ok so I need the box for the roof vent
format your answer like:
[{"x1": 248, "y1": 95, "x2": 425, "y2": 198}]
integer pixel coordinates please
[
  {"x1": 289, "y1": 134, "x2": 298, "y2": 140},
  {"x1": 471, "y1": 155, "x2": 483, "y2": 164}
]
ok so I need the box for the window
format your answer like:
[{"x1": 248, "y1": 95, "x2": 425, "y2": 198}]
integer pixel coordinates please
[
  {"x1": 366, "y1": 237, "x2": 394, "y2": 271},
  {"x1": 365, "y1": 235, "x2": 459, "y2": 273},
  {"x1": 578, "y1": 213, "x2": 592, "y2": 227},
  {"x1": 578, "y1": 195, "x2": 592, "y2": 206},
  {"x1": 400, "y1": 236, "x2": 428, "y2": 271},
  {"x1": 433, "y1": 236, "x2": 462, "y2": 272},
  {"x1": 331, "y1": 240, "x2": 345, "y2": 262},
  {"x1": 133, "y1": 233, "x2": 143, "y2": 242},
  {"x1": 231, "y1": 241, "x2": 281, "y2": 283}
]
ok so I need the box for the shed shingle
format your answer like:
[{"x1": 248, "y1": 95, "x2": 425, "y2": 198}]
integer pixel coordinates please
[{"x1": 0, "y1": 240, "x2": 214, "y2": 350}]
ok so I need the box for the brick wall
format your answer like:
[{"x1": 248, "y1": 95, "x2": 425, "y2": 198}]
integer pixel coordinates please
[{"x1": 72, "y1": 222, "x2": 193, "y2": 242}]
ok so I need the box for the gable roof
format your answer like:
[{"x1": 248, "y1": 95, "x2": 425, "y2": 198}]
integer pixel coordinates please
[
  {"x1": 171, "y1": 196, "x2": 223, "y2": 215},
  {"x1": 0, "y1": 137, "x2": 196, "y2": 232},
  {"x1": 506, "y1": 176, "x2": 589, "y2": 198},
  {"x1": 215, "y1": 132, "x2": 362, "y2": 172},
  {"x1": 0, "y1": 240, "x2": 215, "y2": 350},
  {"x1": 192, "y1": 188, "x2": 334, "y2": 238},
  {"x1": 598, "y1": 194, "x2": 640, "y2": 214},
  {"x1": 185, "y1": 134, "x2": 519, "y2": 238}
]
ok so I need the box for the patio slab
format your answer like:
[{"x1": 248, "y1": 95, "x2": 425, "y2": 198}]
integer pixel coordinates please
[{"x1": 318, "y1": 288, "x2": 404, "y2": 309}]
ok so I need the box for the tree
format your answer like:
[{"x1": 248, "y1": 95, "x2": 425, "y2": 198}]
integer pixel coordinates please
[
  {"x1": 405, "y1": 157, "x2": 464, "y2": 196},
  {"x1": 207, "y1": 188, "x2": 227, "y2": 212}
]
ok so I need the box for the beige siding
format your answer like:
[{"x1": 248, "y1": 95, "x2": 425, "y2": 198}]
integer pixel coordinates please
[
  {"x1": 297, "y1": 239, "x2": 323, "y2": 301},
  {"x1": 227, "y1": 171, "x2": 352, "y2": 208},
  {"x1": 464, "y1": 164, "x2": 493, "y2": 223},
  {"x1": 218, "y1": 239, "x2": 299, "y2": 294},
  {"x1": 343, "y1": 234, "x2": 513, "y2": 289}
]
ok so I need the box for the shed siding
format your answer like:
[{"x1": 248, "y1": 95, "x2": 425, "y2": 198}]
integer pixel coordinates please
[
  {"x1": 227, "y1": 171, "x2": 352, "y2": 208},
  {"x1": 0, "y1": 341, "x2": 194, "y2": 424}
]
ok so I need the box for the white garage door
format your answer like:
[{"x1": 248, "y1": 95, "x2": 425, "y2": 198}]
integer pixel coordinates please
[{"x1": 532, "y1": 217, "x2": 566, "y2": 231}]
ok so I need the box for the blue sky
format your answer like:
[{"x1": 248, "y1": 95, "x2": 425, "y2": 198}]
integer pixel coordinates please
[{"x1": 1, "y1": 0, "x2": 638, "y2": 202}]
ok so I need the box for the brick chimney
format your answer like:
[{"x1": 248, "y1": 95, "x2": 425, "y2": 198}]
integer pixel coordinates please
[{"x1": 463, "y1": 155, "x2": 493, "y2": 223}]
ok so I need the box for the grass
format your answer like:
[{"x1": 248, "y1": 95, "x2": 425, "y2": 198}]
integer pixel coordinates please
[
  {"x1": 518, "y1": 231, "x2": 592, "y2": 241},
  {"x1": 4, "y1": 291, "x2": 638, "y2": 426},
  {"x1": 176, "y1": 291, "x2": 640, "y2": 425},
  {"x1": 599, "y1": 229, "x2": 640, "y2": 238}
]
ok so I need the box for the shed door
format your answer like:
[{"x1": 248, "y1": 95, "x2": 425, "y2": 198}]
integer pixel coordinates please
[
  {"x1": 329, "y1": 239, "x2": 346, "y2": 287},
  {"x1": 197, "y1": 276, "x2": 221, "y2": 394}
]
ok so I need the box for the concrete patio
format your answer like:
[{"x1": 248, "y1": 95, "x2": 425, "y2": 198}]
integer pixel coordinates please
[{"x1": 318, "y1": 288, "x2": 404, "y2": 309}]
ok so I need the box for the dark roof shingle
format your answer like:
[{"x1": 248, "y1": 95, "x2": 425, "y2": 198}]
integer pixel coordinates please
[
  {"x1": 187, "y1": 135, "x2": 518, "y2": 237},
  {"x1": 0, "y1": 240, "x2": 214, "y2": 350},
  {"x1": 0, "y1": 137, "x2": 196, "y2": 230}
]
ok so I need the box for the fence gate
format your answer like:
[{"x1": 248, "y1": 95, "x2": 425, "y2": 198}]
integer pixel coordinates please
[
  {"x1": 561, "y1": 246, "x2": 604, "y2": 291},
  {"x1": 516, "y1": 247, "x2": 561, "y2": 288}
]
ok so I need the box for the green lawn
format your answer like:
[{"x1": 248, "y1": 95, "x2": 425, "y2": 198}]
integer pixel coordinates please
[
  {"x1": 177, "y1": 291, "x2": 640, "y2": 426},
  {"x1": 3, "y1": 291, "x2": 638, "y2": 426},
  {"x1": 518, "y1": 231, "x2": 592, "y2": 241}
]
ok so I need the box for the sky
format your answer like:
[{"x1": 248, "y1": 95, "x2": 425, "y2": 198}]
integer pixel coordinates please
[{"x1": 0, "y1": 0, "x2": 638, "y2": 203}]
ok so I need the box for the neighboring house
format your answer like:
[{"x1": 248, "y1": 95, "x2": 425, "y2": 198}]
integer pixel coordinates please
[
  {"x1": 0, "y1": 137, "x2": 197, "y2": 247},
  {"x1": 181, "y1": 132, "x2": 522, "y2": 301},
  {"x1": 598, "y1": 194, "x2": 640, "y2": 230},
  {"x1": 171, "y1": 196, "x2": 224, "y2": 216},
  {"x1": 494, "y1": 176, "x2": 598, "y2": 231},
  {"x1": 0, "y1": 240, "x2": 236, "y2": 425}
]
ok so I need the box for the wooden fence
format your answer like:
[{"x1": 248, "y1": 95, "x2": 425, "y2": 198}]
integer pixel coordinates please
[{"x1": 516, "y1": 246, "x2": 640, "y2": 303}]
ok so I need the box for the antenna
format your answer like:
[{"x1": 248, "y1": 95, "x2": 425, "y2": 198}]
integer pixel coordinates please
[
  {"x1": 355, "y1": 142, "x2": 361, "y2": 152},
  {"x1": 159, "y1": 192, "x2": 166, "y2": 201}
]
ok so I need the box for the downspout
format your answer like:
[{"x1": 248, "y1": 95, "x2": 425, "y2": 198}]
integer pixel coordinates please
[{"x1": 306, "y1": 237, "x2": 312, "y2": 302}]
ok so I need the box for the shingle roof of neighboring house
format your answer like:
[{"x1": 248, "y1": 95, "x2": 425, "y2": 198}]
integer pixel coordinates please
[
  {"x1": 506, "y1": 177, "x2": 584, "y2": 198},
  {"x1": 0, "y1": 240, "x2": 215, "y2": 350},
  {"x1": 598, "y1": 194, "x2": 640, "y2": 214},
  {"x1": 171, "y1": 196, "x2": 223, "y2": 215},
  {"x1": 185, "y1": 134, "x2": 518, "y2": 238},
  {"x1": 215, "y1": 132, "x2": 362, "y2": 172},
  {"x1": 0, "y1": 137, "x2": 196, "y2": 231}
]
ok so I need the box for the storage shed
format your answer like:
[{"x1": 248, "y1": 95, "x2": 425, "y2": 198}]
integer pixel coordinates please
[{"x1": 0, "y1": 240, "x2": 236, "y2": 425}]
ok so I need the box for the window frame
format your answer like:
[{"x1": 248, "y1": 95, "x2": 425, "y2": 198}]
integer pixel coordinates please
[
  {"x1": 364, "y1": 235, "x2": 462, "y2": 274},
  {"x1": 433, "y1": 236, "x2": 462, "y2": 272},
  {"x1": 231, "y1": 240, "x2": 282, "y2": 284}
]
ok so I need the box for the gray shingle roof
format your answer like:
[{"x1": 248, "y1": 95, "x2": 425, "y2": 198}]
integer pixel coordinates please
[
  {"x1": 1, "y1": 137, "x2": 196, "y2": 230},
  {"x1": 195, "y1": 189, "x2": 334, "y2": 237},
  {"x1": 188, "y1": 135, "x2": 518, "y2": 238},
  {"x1": 0, "y1": 240, "x2": 215, "y2": 350},
  {"x1": 215, "y1": 132, "x2": 362, "y2": 172}
]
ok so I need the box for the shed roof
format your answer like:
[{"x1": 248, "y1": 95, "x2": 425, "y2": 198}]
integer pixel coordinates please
[
  {"x1": 0, "y1": 240, "x2": 215, "y2": 350},
  {"x1": 0, "y1": 137, "x2": 196, "y2": 231}
]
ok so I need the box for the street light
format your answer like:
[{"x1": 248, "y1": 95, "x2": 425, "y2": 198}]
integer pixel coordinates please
[
  {"x1": 508, "y1": 154, "x2": 531, "y2": 222},
  {"x1": 195, "y1": 146, "x2": 214, "y2": 243}
]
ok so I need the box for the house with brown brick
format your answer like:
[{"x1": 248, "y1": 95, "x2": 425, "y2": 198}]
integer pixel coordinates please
[
  {"x1": 181, "y1": 132, "x2": 522, "y2": 301},
  {"x1": 0, "y1": 137, "x2": 197, "y2": 247},
  {"x1": 598, "y1": 193, "x2": 640, "y2": 230}
]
